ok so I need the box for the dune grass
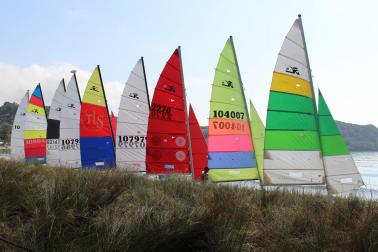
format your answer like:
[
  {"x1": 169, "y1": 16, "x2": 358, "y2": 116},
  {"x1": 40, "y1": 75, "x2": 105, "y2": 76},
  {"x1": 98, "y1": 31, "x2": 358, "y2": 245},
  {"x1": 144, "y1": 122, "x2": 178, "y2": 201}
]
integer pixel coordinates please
[{"x1": 1, "y1": 159, "x2": 378, "y2": 251}]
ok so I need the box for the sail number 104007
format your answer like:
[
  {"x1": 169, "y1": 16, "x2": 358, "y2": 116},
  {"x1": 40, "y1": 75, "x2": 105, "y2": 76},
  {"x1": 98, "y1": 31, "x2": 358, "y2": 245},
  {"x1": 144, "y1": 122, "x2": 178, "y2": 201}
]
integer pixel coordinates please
[{"x1": 212, "y1": 110, "x2": 244, "y2": 119}]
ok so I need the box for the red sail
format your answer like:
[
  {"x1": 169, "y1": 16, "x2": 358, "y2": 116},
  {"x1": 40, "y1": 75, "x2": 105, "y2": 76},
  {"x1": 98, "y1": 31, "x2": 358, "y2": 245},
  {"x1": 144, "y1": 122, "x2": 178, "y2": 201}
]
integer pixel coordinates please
[
  {"x1": 146, "y1": 49, "x2": 190, "y2": 174},
  {"x1": 110, "y1": 111, "x2": 117, "y2": 144},
  {"x1": 189, "y1": 105, "x2": 208, "y2": 181}
]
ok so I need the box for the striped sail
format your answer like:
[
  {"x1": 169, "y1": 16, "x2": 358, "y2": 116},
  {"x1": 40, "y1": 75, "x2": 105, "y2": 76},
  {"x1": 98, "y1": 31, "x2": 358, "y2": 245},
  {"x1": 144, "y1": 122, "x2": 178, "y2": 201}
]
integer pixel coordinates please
[
  {"x1": 146, "y1": 48, "x2": 192, "y2": 174},
  {"x1": 249, "y1": 100, "x2": 265, "y2": 182},
  {"x1": 263, "y1": 16, "x2": 325, "y2": 185},
  {"x1": 47, "y1": 79, "x2": 66, "y2": 165},
  {"x1": 59, "y1": 73, "x2": 82, "y2": 168},
  {"x1": 80, "y1": 66, "x2": 115, "y2": 168},
  {"x1": 116, "y1": 58, "x2": 150, "y2": 172},
  {"x1": 10, "y1": 91, "x2": 29, "y2": 160},
  {"x1": 189, "y1": 105, "x2": 208, "y2": 181},
  {"x1": 208, "y1": 37, "x2": 258, "y2": 182},
  {"x1": 318, "y1": 90, "x2": 364, "y2": 193},
  {"x1": 24, "y1": 84, "x2": 47, "y2": 164}
]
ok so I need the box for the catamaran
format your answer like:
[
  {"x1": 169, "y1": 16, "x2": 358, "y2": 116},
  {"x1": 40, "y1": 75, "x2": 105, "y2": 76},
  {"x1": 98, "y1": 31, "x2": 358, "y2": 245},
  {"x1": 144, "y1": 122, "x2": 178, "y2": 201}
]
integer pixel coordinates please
[
  {"x1": 46, "y1": 79, "x2": 66, "y2": 166},
  {"x1": 24, "y1": 84, "x2": 47, "y2": 164},
  {"x1": 10, "y1": 91, "x2": 29, "y2": 160},
  {"x1": 80, "y1": 66, "x2": 115, "y2": 168},
  {"x1": 263, "y1": 15, "x2": 364, "y2": 194},
  {"x1": 146, "y1": 48, "x2": 194, "y2": 176},
  {"x1": 207, "y1": 37, "x2": 258, "y2": 182},
  {"x1": 116, "y1": 58, "x2": 150, "y2": 172},
  {"x1": 59, "y1": 72, "x2": 82, "y2": 168}
]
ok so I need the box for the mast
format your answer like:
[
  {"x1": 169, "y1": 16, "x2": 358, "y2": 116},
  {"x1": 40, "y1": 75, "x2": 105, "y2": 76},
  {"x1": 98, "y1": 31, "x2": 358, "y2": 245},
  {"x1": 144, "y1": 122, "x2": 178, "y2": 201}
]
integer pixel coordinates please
[
  {"x1": 71, "y1": 70, "x2": 81, "y2": 104},
  {"x1": 178, "y1": 46, "x2": 195, "y2": 180},
  {"x1": 297, "y1": 14, "x2": 328, "y2": 189},
  {"x1": 97, "y1": 65, "x2": 116, "y2": 162},
  {"x1": 62, "y1": 78, "x2": 66, "y2": 92},
  {"x1": 141, "y1": 57, "x2": 151, "y2": 109},
  {"x1": 229, "y1": 36, "x2": 260, "y2": 182}
]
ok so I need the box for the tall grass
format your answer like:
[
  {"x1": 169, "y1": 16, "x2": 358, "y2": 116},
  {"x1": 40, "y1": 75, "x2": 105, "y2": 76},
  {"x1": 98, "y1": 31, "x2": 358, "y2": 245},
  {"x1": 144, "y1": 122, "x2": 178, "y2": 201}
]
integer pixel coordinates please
[{"x1": 1, "y1": 159, "x2": 378, "y2": 251}]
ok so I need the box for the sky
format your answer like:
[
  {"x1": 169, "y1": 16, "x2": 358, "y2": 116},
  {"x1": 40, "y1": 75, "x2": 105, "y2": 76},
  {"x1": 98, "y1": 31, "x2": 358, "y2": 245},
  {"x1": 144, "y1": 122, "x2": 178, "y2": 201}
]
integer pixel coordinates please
[{"x1": 0, "y1": 0, "x2": 377, "y2": 126}]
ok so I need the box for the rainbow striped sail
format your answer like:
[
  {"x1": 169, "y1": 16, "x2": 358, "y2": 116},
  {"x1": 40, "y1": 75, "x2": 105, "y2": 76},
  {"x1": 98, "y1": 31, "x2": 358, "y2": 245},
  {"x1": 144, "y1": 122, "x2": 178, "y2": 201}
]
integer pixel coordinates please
[
  {"x1": 24, "y1": 84, "x2": 47, "y2": 164},
  {"x1": 318, "y1": 90, "x2": 364, "y2": 193},
  {"x1": 80, "y1": 66, "x2": 115, "y2": 168},
  {"x1": 208, "y1": 37, "x2": 258, "y2": 182},
  {"x1": 263, "y1": 16, "x2": 325, "y2": 185}
]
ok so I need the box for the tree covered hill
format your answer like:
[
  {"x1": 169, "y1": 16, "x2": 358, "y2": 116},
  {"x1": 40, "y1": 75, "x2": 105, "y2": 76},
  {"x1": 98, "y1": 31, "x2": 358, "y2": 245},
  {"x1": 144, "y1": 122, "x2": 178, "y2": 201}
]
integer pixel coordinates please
[{"x1": 0, "y1": 102, "x2": 377, "y2": 151}]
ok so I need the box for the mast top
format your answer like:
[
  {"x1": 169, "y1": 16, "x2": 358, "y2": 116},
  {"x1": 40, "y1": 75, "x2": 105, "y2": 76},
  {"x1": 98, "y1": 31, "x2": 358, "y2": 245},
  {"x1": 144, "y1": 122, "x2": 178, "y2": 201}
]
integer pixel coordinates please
[{"x1": 298, "y1": 14, "x2": 302, "y2": 18}]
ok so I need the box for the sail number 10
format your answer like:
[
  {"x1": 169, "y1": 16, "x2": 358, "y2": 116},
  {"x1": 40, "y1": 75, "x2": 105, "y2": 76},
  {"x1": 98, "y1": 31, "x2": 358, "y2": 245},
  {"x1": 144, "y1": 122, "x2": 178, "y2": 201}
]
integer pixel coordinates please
[{"x1": 213, "y1": 110, "x2": 244, "y2": 119}]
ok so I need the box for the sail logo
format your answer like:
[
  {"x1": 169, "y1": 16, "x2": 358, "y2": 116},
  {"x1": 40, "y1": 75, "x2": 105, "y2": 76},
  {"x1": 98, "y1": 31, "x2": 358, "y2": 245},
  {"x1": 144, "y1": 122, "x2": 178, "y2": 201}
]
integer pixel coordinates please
[
  {"x1": 90, "y1": 85, "x2": 99, "y2": 92},
  {"x1": 129, "y1": 92, "x2": 139, "y2": 99},
  {"x1": 85, "y1": 110, "x2": 104, "y2": 128},
  {"x1": 32, "y1": 108, "x2": 39, "y2": 114},
  {"x1": 285, "y1": 66, "x2": 300, "y2": 75},
  {"x1": 222, "y1": 80, "x2": 233, "y2": 88},
  {"x1": 163, "y1": 84, "x2": 176, "y2": 93},
  {"x1": 56, "y1": 107, "x2": 62, "y2": 111},
  {"x1": 68, "y1": 103, "x2": 75, "y2": 109}
]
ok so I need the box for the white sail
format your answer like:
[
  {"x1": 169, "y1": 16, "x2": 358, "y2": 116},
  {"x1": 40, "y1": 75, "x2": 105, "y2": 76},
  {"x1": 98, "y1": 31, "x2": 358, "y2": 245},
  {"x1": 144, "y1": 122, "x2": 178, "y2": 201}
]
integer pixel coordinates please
[
  {"x1": 10, "y1": 91, "x2": 29, "y2": 160},
  {"x1": 116, "y1": 58, "x2": 150, "y2": 171},
  {"x1": 46, "y1": 79, "x2": 66, "y2": 166},
  {"x1": 59, "y1": 74, "x2": 82, "y2": 168},
  {"x1": 263, "y1": 16, "x2": 325, "y2": 185}
]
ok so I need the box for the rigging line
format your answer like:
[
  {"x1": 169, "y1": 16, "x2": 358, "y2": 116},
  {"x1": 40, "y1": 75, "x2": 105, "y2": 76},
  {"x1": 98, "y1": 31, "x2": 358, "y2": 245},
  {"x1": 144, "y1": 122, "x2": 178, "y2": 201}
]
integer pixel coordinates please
[
  {"x1": 277, "y1": 53, "x2": 307, "y2": 68},
  {"x1": 129, "y1": 71, "x2": 145, "y2": 81},
  {"x1": 123, "y1": 83, "x2": 148, "y2": 93}
]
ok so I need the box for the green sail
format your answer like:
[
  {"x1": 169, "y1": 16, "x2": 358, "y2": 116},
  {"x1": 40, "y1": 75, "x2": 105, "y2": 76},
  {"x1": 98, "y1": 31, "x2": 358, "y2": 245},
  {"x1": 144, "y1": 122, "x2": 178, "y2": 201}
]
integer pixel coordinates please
[
  {"x1": 207, "y1": 37, "x2": 258, "y2": 182},
  {"x1": 318, "y1": 90, "x2": 349, "y2": 156},
  {"x1": 318, "y1": 89, "x2": 364, "y2": 193},
  {"x1": 249, "y1": 100, "x2": 265, "y2": 182}
]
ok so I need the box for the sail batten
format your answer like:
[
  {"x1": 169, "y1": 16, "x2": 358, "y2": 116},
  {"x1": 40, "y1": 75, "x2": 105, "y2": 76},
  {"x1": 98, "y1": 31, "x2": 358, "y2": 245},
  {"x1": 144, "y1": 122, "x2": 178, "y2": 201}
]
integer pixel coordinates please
[
  {"x1": 263, "y1": 17, "x2": 325, "y2": 185},
  {"x1": 116, "y1": 58, "x2": 150, "y2": 171},
  {"x1": 208, "y1": 37, "x2": 258, "y2": 182}
]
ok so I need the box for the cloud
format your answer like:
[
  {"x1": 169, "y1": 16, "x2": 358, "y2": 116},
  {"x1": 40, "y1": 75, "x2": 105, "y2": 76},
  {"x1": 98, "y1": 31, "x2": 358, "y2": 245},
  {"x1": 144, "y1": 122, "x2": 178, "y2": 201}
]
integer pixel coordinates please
[{"x1": 0, "y1": 62, "x2": 123, "y2": 114}]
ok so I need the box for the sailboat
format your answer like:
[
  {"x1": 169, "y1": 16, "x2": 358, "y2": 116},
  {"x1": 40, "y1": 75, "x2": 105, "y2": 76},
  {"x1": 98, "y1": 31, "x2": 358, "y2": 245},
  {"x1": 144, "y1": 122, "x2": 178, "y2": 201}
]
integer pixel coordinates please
[
  {"x1": 146, "y1": 48, "x2": 193, "y2": 175},
  {"x1": 24, "y1": 84, "x2": 47, "y2": 164},
  {"x1": 59, "y1": 72, "x2": 82, "y2": 168},
  {"x1": 263, "y1": 15, "x2": 325, "y2": 185},
  {"x1": 116, "y1": 58, "x2": 150, "y2": 172},
  {"x1": 46, "y1": 79, "x2": 66, "y2": 165},
  {"x1": 10, "y1": 91, "x2": 29, "y2": 160},
  {"x1": 318, "y1": 90, "x2": 364, "y2": 193},
  {"x1": 80, "y1": 66, "x2": 115, "y2": 168},
  {"x1": 189, "y1": 105, "x2": 208, "y2": 181},
  {"x1": 249, "y1": 100, "x2": 265, "y2": 182},
  {"x1": 207, "y1": 37, "x2": 258, "y2": 182}
]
